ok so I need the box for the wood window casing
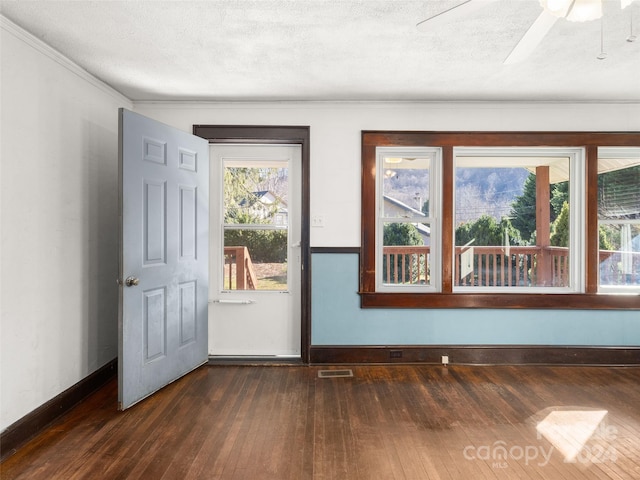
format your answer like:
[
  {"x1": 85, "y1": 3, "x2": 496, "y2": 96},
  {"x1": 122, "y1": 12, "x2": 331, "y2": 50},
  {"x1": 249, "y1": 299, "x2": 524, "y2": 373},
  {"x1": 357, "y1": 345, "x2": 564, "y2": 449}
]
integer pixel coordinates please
[
  {"x1": 192, "y1": 125, "x2": 312, "y2": 360},
  {"x1": 360, "y1": 131, "x2": 640, "y2": 309}
]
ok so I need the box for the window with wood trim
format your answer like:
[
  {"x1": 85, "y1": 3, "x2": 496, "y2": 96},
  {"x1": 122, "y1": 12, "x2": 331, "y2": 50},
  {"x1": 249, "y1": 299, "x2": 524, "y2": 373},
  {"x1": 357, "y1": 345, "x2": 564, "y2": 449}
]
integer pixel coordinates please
[
  {"x1": 598, "y1": 147, "x2": 640, "y2": 293},
  {"x1": 452, "y1": 147, "x2": 584, "y2": 293},
  {"x1": 360, "y1": 132, "x2": 640, "y2": 309},
  {"x1": 376, "y1": 147, "x2": 441, "y2": 293}
]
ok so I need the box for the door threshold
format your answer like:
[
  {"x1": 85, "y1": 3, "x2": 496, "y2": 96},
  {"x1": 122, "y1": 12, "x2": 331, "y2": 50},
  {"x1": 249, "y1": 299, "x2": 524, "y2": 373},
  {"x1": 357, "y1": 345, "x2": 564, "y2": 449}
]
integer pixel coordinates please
[{"x1": 207, "y1": 355, "x2": 304, "y2": 366}]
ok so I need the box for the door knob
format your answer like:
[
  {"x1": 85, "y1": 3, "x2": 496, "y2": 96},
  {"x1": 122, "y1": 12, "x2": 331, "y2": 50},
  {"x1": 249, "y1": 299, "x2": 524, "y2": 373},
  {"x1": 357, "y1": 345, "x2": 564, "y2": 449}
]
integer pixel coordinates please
[{"x1": 125, "y1": 276, "x2": 140, "y2": 287}]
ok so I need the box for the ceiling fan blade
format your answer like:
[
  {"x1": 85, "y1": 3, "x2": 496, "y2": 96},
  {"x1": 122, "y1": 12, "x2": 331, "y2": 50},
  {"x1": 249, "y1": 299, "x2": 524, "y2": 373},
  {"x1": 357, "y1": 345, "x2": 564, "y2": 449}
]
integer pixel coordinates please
[
  {"x1": 503, "y1": 10, "x2": 559, "y2": 65},
  {"x1": 417, "y1": 0, "x2": 499, "y2": 31}
]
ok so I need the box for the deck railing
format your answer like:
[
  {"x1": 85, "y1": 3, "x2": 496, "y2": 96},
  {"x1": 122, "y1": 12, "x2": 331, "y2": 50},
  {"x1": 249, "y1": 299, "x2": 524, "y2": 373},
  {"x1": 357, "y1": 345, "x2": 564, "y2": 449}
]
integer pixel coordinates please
[
  {"x1": 382, "y1": 245, "x2": 639, "y2": 287},
  {"x1": 224, "y1": 245, "x2": 638, "y2": 290},
  {"x1": 224, "y1": 246, "x2": 258, "y2": 290},
  {"x1": 454, "y1": 245, "x2": 569, "y2": 287},
  {"x1": 382, "y1": 245, "x2": 571, "y2": 287},
  {"x1": 382, "y1": 246, "x2": 431, "y2": 285}
]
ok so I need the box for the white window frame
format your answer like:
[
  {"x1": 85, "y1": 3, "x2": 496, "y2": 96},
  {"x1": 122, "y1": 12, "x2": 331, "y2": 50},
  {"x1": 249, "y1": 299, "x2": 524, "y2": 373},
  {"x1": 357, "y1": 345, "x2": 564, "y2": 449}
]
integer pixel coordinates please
[
  {"x1": 375, "y1": 147, "x2": 442, "y2": 293},
  {"x1": 597, "y1": 147, "x2": 640, "y2": 294},
  {"x1": 452, "y1": 147, "x2": 586, "y2": 294}
]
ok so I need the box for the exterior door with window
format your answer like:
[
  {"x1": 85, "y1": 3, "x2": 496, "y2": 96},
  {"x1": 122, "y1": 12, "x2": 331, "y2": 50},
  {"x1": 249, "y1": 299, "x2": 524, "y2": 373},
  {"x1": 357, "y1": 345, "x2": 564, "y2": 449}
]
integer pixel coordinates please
[{"x1": 209, "y1": 144, "x2": 302, "y2": 357}]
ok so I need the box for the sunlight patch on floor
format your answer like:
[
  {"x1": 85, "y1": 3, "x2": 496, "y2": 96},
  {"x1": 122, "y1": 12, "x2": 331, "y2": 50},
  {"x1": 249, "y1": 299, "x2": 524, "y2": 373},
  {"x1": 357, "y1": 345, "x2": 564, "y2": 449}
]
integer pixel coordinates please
[{"x1": 536, "y1": 409, "x2": 608, "y2": 462}]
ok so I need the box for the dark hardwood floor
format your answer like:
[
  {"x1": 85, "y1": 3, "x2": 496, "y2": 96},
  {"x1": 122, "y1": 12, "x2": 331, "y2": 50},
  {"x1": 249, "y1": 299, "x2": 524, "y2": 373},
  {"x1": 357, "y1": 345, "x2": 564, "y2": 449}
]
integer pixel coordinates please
[{"x1": 1, "y1": 365, "x2": 639, "y2": 479}]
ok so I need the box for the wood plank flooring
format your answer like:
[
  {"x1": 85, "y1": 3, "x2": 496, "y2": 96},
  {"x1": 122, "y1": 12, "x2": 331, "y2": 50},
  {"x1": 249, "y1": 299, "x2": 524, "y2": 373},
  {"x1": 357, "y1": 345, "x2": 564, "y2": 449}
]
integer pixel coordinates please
[{"x1": 1, "y1": 365, "x2": 639, "y2": 479}]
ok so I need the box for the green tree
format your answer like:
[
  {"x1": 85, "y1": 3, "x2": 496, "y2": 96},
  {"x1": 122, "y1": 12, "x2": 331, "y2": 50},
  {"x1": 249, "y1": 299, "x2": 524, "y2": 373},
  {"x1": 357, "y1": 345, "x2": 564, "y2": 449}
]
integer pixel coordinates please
[
  {"x1": 598, "y1": 226, "x2": 615, "y2": 251},
  {"x1": 550, "y1": 201, "x2": 570, "y2": 247},
  {"x1": 223, "y1": 167, "x2": 286, "y2": 263},
  {"x1": 224, "y1": 167, "x2": 264, "y2": 223},
  {"x1": 456, "y1": 215, "x2": 522, "y2": 247},
  {"x1": 547, "y1": 201, "x2": 615, "y2": 250},
  {"x1": 551, "y1": 181, "x2": 569, "y2": 218},
  {"x1": 499, "y1": 217, "x2": 523, "y2": 247},
  {"x1": 384, "y1": 223, "x2": 423, "y2": 247},
  {"x1": 510, "y1": 174, "x2": 568, "y2": 245},
  {"x1": 224, "y1": 229, "x2": 287, "y2": 263},
  {"x1": 455, "y1": 215, "x2": 502, "y2": 246},
  {"x1": 224, "y1": 167, "x2": 286, "y2": 224},
  {"x1": 510, "y1": 173, "x2": 537, "y2": 243},
  {"x1": 455, "y1": 215, "x2": 521, "y2": 286}
]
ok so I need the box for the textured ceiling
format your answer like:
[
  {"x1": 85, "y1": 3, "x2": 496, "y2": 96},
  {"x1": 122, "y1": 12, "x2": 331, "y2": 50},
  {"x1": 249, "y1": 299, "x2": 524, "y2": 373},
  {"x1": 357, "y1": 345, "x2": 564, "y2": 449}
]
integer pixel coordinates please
[{"x1": 1, "y1": 0, "x2": 639, "y2": 102}]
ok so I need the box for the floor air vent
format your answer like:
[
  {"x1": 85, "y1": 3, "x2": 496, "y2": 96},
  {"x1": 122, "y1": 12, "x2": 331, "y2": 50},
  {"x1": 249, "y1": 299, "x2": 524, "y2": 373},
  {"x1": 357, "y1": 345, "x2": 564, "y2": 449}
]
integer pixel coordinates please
[{"x1": 318, "y1": 369, "x2": 353, "y2": 378}]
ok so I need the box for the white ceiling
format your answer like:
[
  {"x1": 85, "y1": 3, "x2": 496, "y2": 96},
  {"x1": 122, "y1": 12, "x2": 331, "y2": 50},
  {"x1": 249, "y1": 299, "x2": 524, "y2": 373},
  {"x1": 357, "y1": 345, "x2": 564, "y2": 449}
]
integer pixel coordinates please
[{"x1": 1, "y1": 0, "x2": 639, "y2": 102}]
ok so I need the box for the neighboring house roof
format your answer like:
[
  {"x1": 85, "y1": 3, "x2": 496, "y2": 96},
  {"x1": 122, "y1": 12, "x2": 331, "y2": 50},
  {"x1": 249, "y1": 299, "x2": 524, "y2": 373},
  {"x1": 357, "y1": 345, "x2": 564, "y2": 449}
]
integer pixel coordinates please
[
  {"x1": 239, "y1": 190, "x2": 287, "y2": 210},
  {"x1": 383, "y1": 195, "x2": 430, "y2": 237},
  {"x1": 384, "y1": 195, "x2": 424, "y2": 215}
]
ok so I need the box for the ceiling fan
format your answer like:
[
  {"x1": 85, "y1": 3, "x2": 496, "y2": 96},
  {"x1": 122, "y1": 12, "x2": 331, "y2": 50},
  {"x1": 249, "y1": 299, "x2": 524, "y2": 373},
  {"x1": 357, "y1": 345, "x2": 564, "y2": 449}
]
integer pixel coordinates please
[{"x1": 416, "y1": 0, "x2": 638, "y2": 64}]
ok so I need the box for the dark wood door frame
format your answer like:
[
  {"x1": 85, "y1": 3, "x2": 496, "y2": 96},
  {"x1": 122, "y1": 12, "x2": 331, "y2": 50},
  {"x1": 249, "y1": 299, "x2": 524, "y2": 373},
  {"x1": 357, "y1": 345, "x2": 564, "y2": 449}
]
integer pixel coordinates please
[{"x1": 193, "y1": 125, "x2": 311, "y2": 363}]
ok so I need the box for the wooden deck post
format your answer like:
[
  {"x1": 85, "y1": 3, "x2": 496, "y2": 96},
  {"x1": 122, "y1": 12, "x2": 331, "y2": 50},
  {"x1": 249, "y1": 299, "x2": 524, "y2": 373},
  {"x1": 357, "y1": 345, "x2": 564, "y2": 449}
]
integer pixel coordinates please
[
  {"x1": 235, "y1": 247, "x2": 246, "y2": 289},
  {"x1": 536, "y1": 166, "x2": 552, "y2": 286}
]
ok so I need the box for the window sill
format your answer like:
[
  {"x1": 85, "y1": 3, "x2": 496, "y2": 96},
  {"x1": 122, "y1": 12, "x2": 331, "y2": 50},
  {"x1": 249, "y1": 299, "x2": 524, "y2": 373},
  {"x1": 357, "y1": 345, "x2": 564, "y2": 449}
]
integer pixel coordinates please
[{"x1": 358, "y1": 292, "x2": 640, "y2": 309}]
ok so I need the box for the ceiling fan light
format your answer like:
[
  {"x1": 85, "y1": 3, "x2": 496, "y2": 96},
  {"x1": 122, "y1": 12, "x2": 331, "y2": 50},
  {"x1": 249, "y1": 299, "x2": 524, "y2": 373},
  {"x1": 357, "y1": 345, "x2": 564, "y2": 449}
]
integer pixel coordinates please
[
  {"x1": 540, "y1": 0, "x2": 603, "y2": 21},
  {"x1": 565, "y1": 0, "x2": 603, "y2": 22},
  {"x1": 540, "y1": 0, "x2": 572, "y2": 17}
]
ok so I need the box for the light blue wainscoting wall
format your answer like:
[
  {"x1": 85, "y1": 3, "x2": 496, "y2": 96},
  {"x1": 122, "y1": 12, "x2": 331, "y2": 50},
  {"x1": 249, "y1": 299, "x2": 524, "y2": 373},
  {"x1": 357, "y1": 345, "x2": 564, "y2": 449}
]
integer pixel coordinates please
[{"x1": 311, "y1": 253, "x2": 640, "y2": 346}]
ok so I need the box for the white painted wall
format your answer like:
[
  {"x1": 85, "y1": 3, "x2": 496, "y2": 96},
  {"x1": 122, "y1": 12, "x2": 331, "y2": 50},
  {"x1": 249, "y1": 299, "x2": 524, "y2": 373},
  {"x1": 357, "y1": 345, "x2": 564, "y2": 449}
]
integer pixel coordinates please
[
  {"x1": 134, "y1": 101, "x2": 640, "y2": 247},
  {"x1": 2, "y1": 13, "x2": 639, "y2": 433},
  {"x1": 0, "y1": 18, "x2": 131, "y2": 431},
  {"x1": 136, "y1": 102, "x2": 639, "y2": 351}
]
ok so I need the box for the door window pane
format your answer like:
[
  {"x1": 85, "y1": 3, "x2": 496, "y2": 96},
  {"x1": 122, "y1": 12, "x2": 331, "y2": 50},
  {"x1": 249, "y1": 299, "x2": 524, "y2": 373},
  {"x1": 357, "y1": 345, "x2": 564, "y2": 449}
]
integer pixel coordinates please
[
  {"x1": 223, "y1": 163, "x2": 288, "y2": 291},
  {"x1": 224, "y1": 166, "x2": 288, "y2": 225},
  {"x1": 223, "y1": 229, "x2": 287, "y2": 291}
]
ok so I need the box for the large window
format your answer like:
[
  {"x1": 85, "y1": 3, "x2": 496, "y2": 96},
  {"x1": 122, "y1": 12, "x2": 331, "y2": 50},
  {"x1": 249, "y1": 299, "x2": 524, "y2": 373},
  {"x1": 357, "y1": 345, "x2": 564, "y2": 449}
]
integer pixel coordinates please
[
  {"x1": 360, "y1": 132, "x2": 640, "y2": 309},
  {"x1": 377, "y1": 147, "x2": 441, "y2": 292},
  {"x1": 453, "y1": 147, "x2": 584, "y2": 293},
  {"x1": 598, "y1": 148, "x2": 640, "y2": 293}
]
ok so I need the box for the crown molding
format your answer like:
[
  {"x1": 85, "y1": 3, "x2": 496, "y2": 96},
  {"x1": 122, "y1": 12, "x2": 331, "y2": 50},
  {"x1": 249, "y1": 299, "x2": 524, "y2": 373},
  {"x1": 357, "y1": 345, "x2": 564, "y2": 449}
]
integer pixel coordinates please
[
  {"x1": 1, "y1": 15, "x2": 131, "y2": 105},
  {"x1": 133, "y1": 99, "x2": 640, "y2": 109}
]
